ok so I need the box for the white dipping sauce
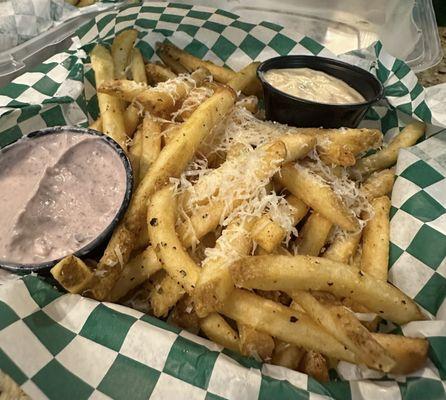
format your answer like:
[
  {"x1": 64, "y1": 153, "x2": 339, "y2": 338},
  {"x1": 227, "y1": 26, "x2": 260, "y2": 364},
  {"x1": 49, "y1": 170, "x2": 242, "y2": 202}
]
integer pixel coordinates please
[
  {"x1": 0, "y1": 132, "x2": 127, "y2": 265},
  {"x1": 264, "y1": 67, "x2": 366, "y2": 105}
]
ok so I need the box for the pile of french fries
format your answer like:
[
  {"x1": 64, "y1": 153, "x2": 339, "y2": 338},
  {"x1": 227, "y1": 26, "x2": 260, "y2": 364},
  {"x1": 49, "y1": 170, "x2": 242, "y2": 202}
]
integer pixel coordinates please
[{"x1": 51, "y1": 29, "x2": 430, "y2": 380}]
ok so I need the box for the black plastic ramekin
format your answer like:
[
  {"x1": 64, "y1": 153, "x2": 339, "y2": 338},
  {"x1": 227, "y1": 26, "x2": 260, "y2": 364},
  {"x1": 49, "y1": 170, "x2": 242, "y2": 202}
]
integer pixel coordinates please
[
  {"x1": 257, "y1": 55, "x2": 384, "y2": 128},
  {"x1": 0, "y1": 126, "x2": 133, "y2": 273}
]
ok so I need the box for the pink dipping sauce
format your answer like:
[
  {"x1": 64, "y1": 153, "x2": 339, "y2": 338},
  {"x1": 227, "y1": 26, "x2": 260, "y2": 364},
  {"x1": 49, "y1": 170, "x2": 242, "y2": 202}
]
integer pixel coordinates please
[{"x1": 0, "y1": 132, "x2": 127, "y2": 265}]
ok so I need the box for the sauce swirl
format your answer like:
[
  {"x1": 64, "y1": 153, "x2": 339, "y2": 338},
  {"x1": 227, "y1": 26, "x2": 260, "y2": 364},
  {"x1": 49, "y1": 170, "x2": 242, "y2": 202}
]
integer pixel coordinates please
[
  {"x1": 264, "y1": 67, "x2": 365, "y2": 105},
  {"x1": 0, "y1": 132, "x2": 127, "y2": 264}
]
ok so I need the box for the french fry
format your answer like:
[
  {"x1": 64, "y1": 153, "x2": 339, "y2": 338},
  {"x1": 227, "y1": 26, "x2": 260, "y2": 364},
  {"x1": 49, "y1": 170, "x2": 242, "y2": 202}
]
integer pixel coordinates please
[
  {"x1": 276, "y1": 163, "x2": 359, "y2": 231},
  {"x1": 229, "y1": 255, "x2": 425, "y2": 324},
  {"x1": 200, "y1": 313, "x2": 240, "y2": 352},
  {"x1": 137, "y1": 67, "x2": 211, "y2": 116},
  {"x1": 251, "y1": 215, "x2": 286, "y2": 253},
  {"x1": 297, "y1": 212, "x2": 332, "y2": 256},
  {"x1": 271, "y1": 339, "x2": 305, "y2": 370},
  {"x1": 361, "y1": 196, "x2": 391, "y2": 281},
  {"x1": 302, "y1": 128, "x2": 382, "y2": 167},
  {"x1": 147, "y1": 186, "x2": 201, "y2": 293},
  {"x1": 149, "y1": 271, "x2": 185, "y2": 317},
  {"x1": 157, "y1": 41, "x2": 236, "y2": 83},
  {"x1": 351, "y1": 246, "x2": 362, "y2": 269},
  {"x1": 323, "y1": 231, "x2": 361, "y2": 264},
  {"x1": 98, "y1": 80, "x2": 148, "y2": 102},
  {"x1": 90, "y1": 87, "x2": 235, "y2": 300},
  {"x1": 107, "y1": 246, "x2": 161, "y2": 302},
  {"x1": 120, "y1": 279, "x2": 153, "y2": 314},
  {"x1": 173, "y1": 84, "x2": 216, "y2": 122},
  {"x1": 156, "y1": 50, "x2": 189, "y2": 75},
  {"x1": 361, "y1": 168, "x2": 395, "y2": 200},
  {"x1": 111, "y1": 29, "x2": 138, "y2": 79},
  {"x1": 169, "y1": 295, "x2": 200, "y2": 332},
  {"x1": 124, "y1": 102, "x2": 141, "y2": 137},
  {"x1": 130, "y1": 48, "x2": 147, "y2": 84},
  {"x1": 251, "y1": 195, "x2": 308, "y2": 253},
  {"x1": 228, "y1": 62, "x2": 262, "y2": 96},
  {"x1": 194, "y1": 218, "x2": 254, "y2": 317},
  {"x1": 371, "y1": 333, "x2": 429, "y2": 375},
  {"x1": 177, "y1": 201, "x2": 226, "y2": 249},
  {"x1": 77, "y1": 0, "x2": 95, "y2": 7},
  {"x1": 128, "y1": 125, "x2": 142, "y2": 179},
  {"x1": 89, "y1": 117, "x2": 102, "y2": 132},
  {"x1": 51, "y1": 255, "x2": 94, "y2": 294},
  {"x1": 292, "y1": 291, "x2": 395, "y2": 372},
  {"x1": 145, "y1": 63, "x2": 177, "y2": 85},
  {"x1": 354, "y1": 122, "x2": 425, "y2": 175},
  {"x1": 90, "y1": 44, "x2": 128, "y2": 150},
  {"x1": 299, "y1": 351, "x2": 329, "y2": 382},
  {"x1": 236, "y1": 96, "x2": 258, "y2": 114},
  {"x1": 139, "y1": 114, "x2": 161, "y2": 182},
  {"x1": 238, "y1": 323, "x2": 275, "y2": 361},
  {"x1": 219, "y1": 289, "x2": 356, "y2": 362}
]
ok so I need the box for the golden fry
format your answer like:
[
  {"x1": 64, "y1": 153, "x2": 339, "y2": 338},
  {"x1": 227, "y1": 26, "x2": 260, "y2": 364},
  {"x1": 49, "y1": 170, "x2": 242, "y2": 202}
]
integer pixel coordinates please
[
  {"x1": 361, "y1": 168, "x2": 395, "y2": 200},
  {"x1": 147, "y1": 186, "x2": 200, "y2": 293},
  {"x1": 51, "y1": 255, "x2": 93, "y2": 294},
  {"x1": 355, "y1": 122, "x2": 425, "y2": 175},
  {"x1": 219, "y1": 289, "x2": 356, "y2": 362},
  {"x1": 108, "y1": 246, "x2": 161, "y2": 302},
  {"x1": 323, "y1": 231, "x2": 361, "y2": 264},
  {"x1": 230, "y1": 255, "x2": 425, "y2": 324},
  {"x1": 130, "y1": 48, "x2": 147, "y2": 84},
  {"x1": 149, "y1": 270, "x2": 185, "y2": 317},
  {"x1": 145, "y1": 63, "x2": 177, "y2": 85},
  {"x1": 200, "y1": 313, "x2": 240, "y2": 352},
  {"x1": 292, "y1": 291, "x2": 395, "y2": 372},
  {"x1": 361, "y1": 196, "x2": 391, "y2": 281},
  {"x1": 139, "y1": 114, "x2": 161, "y2": 183},
  {"x1": 277, "y1": 163, "x2": 359, "y2": 231},
  {"x1": 238, "y1": 323, "x2": 275, "y2": 361},
  {"x1": 111, "y1": 29, "x2": 138, "y2": 79},
  {"x1": 297, "y1": 212, "x2": 332, "y2": 256},
  {"x1": 90, "y1": 45, "x2": 127, "y2": 150}
]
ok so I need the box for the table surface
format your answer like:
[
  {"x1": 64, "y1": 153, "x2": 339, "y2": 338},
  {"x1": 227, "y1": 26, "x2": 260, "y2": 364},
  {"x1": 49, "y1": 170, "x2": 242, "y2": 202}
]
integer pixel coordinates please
[{"x1": 416, "y1": 27, "x2": 446, "y2": 87}]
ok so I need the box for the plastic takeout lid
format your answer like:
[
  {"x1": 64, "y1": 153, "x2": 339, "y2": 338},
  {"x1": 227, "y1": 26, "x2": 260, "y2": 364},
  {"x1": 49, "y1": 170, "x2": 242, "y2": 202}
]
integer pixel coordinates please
[
  {"x1": 0, "y1": 2, "x2": 126, "y2": 88},
  {"x1": 170, "y1": 0, "x2": 443, "y2": 72}
]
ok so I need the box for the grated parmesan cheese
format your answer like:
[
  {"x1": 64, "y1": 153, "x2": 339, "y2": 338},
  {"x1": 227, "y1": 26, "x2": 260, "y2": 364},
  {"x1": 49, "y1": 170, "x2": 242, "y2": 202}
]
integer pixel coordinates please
[{"x1": 300, "y1": 150, "x2": 373, "y2": 232}]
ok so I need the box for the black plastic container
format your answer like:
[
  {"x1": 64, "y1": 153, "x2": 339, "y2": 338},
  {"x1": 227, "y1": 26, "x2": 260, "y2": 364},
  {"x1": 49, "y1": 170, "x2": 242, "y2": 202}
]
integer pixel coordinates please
[
  {"x1": 0, "y1": 126, "x2": 133, "y2": 273},
  {"x1": 257, "y1": 55, "x2": 384, "y2": 128}
]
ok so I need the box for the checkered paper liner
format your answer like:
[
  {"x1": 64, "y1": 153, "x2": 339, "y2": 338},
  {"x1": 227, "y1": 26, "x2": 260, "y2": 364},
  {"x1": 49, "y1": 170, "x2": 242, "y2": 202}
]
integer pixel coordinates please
[{"x1": 0, "y1": 2, "x2": 445, "y2": 399}]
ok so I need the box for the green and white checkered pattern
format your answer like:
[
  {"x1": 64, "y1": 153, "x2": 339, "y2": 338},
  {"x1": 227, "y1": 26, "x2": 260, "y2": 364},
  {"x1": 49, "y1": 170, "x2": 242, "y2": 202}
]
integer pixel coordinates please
[{"x1": 0, "y1": 2, "x2": 445, "y2": 399}]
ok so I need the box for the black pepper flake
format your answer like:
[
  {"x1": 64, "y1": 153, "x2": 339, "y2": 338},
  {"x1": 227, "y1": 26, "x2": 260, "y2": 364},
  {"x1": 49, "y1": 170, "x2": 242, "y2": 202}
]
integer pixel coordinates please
[
  {"x1": 179, "y1": 269, "x2": 187, "y2": 277},
  {"x1": 289, "y1": 316, "x2": 298, "y2": 323},
  {"x1": 359, "y1": 271, "x2": 364, "y2": 277},
  {"x1": 379, "y1": 310, "x2": 384, "y2": 314},
  {"x1": 402, "y1": 300, "x2": 406, "y2": 305},
  {"x1": 150, "y1": 218, "x2": 158, "y2": 226},
  {"x1": 327, "y1": 282, "x2": 334, "y2": 286}
]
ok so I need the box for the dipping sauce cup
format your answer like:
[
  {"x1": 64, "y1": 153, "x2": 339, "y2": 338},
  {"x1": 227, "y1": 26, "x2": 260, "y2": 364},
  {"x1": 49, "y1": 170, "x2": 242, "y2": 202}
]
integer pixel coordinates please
[
  {"x1": 0, "y1": 126, "x2": 133, "y2": 273},
  {"x1": 257, "y1": 55, "x2": 384, "y2": 128}
]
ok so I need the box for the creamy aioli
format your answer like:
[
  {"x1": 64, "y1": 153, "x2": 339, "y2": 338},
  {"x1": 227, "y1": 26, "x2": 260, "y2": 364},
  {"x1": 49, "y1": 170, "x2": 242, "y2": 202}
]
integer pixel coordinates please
[
  {"x1": 0, "y1": 132, "x2": 127, "y2": 264},
  {"x1": 264, "y1": 67, "x2": 366, "y2": 105}
]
